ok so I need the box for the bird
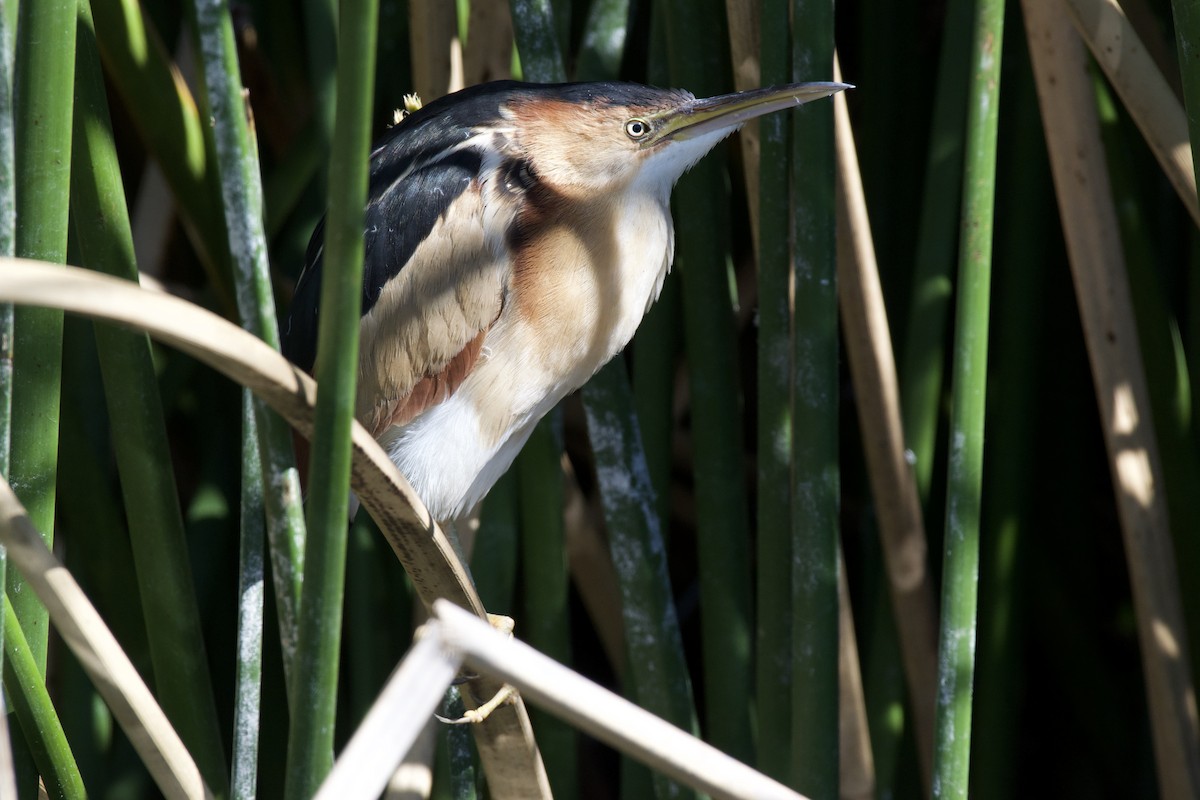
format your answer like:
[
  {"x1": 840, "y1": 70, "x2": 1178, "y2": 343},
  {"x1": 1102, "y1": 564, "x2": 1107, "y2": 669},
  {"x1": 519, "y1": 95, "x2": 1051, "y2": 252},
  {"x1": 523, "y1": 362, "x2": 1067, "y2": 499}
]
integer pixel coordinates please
[{"x1": 283, "y1": 79, "x2": 849, "y2": 523}]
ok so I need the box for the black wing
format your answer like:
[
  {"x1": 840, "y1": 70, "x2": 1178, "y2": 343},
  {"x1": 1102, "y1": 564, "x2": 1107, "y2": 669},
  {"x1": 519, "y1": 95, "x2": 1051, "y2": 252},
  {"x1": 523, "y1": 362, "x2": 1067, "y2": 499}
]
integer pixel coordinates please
[{"x1": 282, "y1": 147, "x2": 483, "y2": 373}]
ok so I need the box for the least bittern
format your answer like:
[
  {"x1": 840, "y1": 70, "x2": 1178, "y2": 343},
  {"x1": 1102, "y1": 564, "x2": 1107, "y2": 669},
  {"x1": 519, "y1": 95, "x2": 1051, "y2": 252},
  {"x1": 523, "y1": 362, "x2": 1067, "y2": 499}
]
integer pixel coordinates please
[{"x1": 284, "y1": 79, "x2": 848, "y2": 522}]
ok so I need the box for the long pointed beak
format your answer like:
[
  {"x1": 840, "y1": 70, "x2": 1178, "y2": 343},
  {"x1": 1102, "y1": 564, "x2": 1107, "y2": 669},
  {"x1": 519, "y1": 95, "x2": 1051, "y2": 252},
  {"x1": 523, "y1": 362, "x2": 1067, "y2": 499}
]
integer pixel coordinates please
[{"x1": 647, "y1": 82, "x2": 852, "y2": 145}]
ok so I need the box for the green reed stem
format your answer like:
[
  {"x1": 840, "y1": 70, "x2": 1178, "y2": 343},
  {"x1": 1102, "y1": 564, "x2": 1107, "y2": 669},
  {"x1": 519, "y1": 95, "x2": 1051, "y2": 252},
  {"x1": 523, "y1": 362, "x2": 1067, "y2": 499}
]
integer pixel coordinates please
[
  {"x1": 284, "y1": 0, "x2": 378, "y2": 793},
  {"x1": 190, "y1": 0, "x2": 307, "y2": 686},
  {"x1": 3, "y1": 600, "x2": 84, "y2": 799},
  {"x1": 899, "y1": 0, "x2": 973, "y2": 506},
  {"x1": 302, "y1": 0, "x2": 337, "y2": 176},
  {"x1": 232, "y1": 391, "x2": 265, "y2": 800},
  {"x1": 472, "y1": 469, "x2": 519, "y2": 614},
  {"x1": 9, "y1": 0, "x2": 76, "y2": 676},
  {"x1": 972, "y1": 45, "x2": 1047, "y2": 799},
  {"x1": 576, "y1": 0, "x2": 628, "y2": 79},
  {"x1": 660, "y1": 0, "x2": 757, "y2": 769},
  {"x1": 0, "y1": 0, "x2": 15, "y2": 719},
  {"x1": 510, "y1": 0, "x2": 567, "y2": 82},
  {"x1": 582, "y1": 367, "x2": 700, "y2": 800},
  {"x1": 756, "y1": 0, "x2": 793, "y2": 782},
  {"x1": 790, "y1": 0, "x2": 839, "y2": 795},
  {"x1": 518, "y1": 415, "x2": 577, "y2": 800},
  {"x1": 932, "y1": 0, "x2": 1004, "y2": 796}
]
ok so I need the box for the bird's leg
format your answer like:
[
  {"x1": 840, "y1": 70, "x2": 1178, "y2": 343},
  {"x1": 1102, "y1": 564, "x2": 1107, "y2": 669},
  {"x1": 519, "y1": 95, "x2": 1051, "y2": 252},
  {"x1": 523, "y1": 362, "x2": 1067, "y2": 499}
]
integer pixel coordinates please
[
  {"x1": 485, "y1": 612, "x2": 515, "y2": 636},
  {"x1": 437, "y1": 684, "x2": 517, "y2": 726},
  {"x1": 436, "y1": 613, "x2": 518, "y2": 725}
]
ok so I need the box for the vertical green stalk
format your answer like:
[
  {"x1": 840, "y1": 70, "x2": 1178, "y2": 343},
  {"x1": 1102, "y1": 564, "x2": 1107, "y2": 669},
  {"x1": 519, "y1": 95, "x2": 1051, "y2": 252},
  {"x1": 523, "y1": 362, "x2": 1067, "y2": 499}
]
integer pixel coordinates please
[
  {"x1": 0, "y1": 0, "x2": 16, "y2": 697},
  {"x1": 510, "y1": 0, "x2": 567, "y2": 82},
  {"x1": 190, "y1": 0, "x2": 307, "y2": 683},
  {"x1": 576, "y1": 0, "x2": 628, "y2": 79},
  {"x1": 472, "y1": 469, "x2": 519, "y2": 613},
  {"x1": 56, "y1": 320, "x2": 153, "y2": 796},
  {"x1": 756, "y1": 0, "x2": 793, "y2": 782},
  {"x1": 790, "y1": 1, "x2": 838, "y2": 796},
  {"x1": 1172, "y1": 0, "x2": 1200, "y2": 195},
  {"x1": 344, "y1": 511, "x2": 378, "y2": 727},
  {"x1": 232, "y1": 391, "x2": 265, "y2": 800},
  {"x1": 284, "y1": 0, "x2": 378, "y2": 792},
  {"x1": 582, "y1": 372, "x2": 699, "y2": 800},
  {"x1": 303, "y1": 0, "x2": 337, "y2": 186},
  {"x1": 660, "y1": 0, "x2": 756, "y2": 768},
  {"x1": 3, "y1": 602, "x2": 84, "y2": 799},
  {"x1": 8, "y1": 0, "x2": 76, "y2": 673},
  {"x1": 898, "y1": 0, "x2": 973, "y2": 504},
  {"x1": 550, "y1": 0, "x2": 573, "y2": 57},
  {"x1": 9, "y1": 0, "x2": 73, "y2": 776},
  {"x1": 630, "y1": 283, "x2": 680, "y2": 539},
  {"x1": 972, "y1": 43, "x2": 1047, "y2": 798},
  {"x1": 932, "y1": 0, "x2": 1004, "y2": 796},
  {"x1": 436, "y1": 686, "x2": 477, "y2": 800},
  {"x1": 0, "y1": 1, "x2": 11, "y2": 777},
  {"x1": 517, "y1": 416, "x2": 576, "y2": 800},
  {"x1": 72, "y1": 2, "x2": 229, "y2": 791},
  {"x1": 862, "y1": 581, "x2": 907, "y2": 795},
  {"x1": 344, "y1": 507, "x2": 411, "y2": 730}
]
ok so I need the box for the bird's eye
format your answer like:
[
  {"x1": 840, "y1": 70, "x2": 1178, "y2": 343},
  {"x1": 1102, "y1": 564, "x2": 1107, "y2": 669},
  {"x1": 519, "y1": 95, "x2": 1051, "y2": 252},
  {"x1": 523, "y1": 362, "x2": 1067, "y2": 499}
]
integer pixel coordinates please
[{"x1": 624, "y1": 118, "x2": 651, "y2": 140}]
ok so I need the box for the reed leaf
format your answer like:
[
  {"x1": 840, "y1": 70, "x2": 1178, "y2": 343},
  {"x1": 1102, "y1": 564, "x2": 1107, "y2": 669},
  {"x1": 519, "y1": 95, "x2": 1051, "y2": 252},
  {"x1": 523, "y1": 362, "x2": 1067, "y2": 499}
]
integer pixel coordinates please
[
  {"x1": 72, "y1": 3, "x2": 228, "y2": 790},
  {"x1": 1063, "y1": 0, "x2": 1200, "y2": 227},
  {"x1": 0, "y1": 473, "x2": 212, "y2": 799},
  {"x1": 630, "y1": 2, "x2": 678, "y2": 545},
  {"x1": 1094, "y1": 72, "x2": 1200, "y2": 692},
  {"x1": 575, "y1": 0, "x2": 628, "y2": 80},
  {"x1": 1024, "y1": 2, "x2": 1200, "y2": 793},
  {"x1": 472, "y1": 470, "x2": 519, "y2": 615},
  {"x1": 90, "y1": 0, "x2": 232, "y2": 300},
  {"x1": 1173, "y1": 0, "x2": 1200, "y2": 194}
]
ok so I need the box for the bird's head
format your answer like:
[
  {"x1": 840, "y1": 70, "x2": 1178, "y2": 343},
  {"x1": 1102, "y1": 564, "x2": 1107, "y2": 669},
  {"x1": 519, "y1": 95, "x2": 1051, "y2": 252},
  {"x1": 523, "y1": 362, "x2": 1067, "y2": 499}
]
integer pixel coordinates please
[
  {"x1": 374, "y1": 80, "x2": 851, "y2": 204},
  {"x1": 499, "y1": 81, "x2": 852, "y2": 197}
]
